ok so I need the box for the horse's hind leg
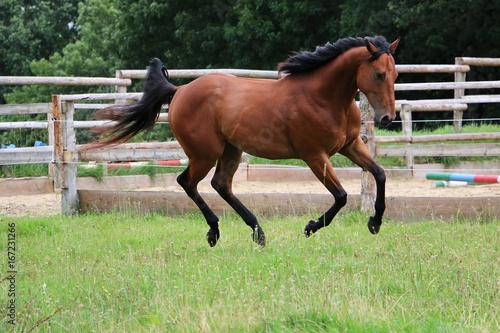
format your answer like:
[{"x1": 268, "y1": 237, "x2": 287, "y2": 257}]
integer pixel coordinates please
[
  {"x1": 177, "y1": 161, "x2": 221, "y2": 247},
  {"x1": 211, "y1": 143, "x2": 265, "y2": 246}
]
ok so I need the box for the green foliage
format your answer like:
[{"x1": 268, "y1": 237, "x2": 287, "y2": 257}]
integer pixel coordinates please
[
  {"x1": 1, "y1": 0, "x2": 121, "y2": 147},
  {"x1": 0, "y1": 0, "x2": 80, "y2": 103},
  {"x1": 0, "y1": 0, "x2": 79, "y2": 76},
  {"x1": 390, "y1": 0, "x2": 500, "y2": 63},
  {"x1": 111, "y1": 0, "x2": 343, "y2": 70},
  {"x1": 1, "y1": 213, "x2": 498, "y2": 331},
  {"x1": 216, "y1": 0, "x2": 343, "y2": 69},
  {"x1": 4, "y1": 0, "x2": 121, "y2": 105}
]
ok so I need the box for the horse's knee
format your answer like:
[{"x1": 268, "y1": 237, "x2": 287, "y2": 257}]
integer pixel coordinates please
[
  {"x1": 335, "y1": 191, "x2": 348, "y2": 208},
  {"x1": 373, "y1": 166, "x2": 386, "y2": 184},
  {"x1": 177, "y1": 170, "x2": 189, "y2": 188},
  {"x1": 211, "y1": 178, "x2": 232, "y2": 200},
  {"x1": 177, "y1": 174, "x2": 196, "y2": 199},
  {"x1": 210, "y1": 177, "x2": 222, "y2": 193}
]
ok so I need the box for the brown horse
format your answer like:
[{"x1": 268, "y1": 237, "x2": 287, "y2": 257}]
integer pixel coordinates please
[{"x1": 94, "y1": 36, "x2": 400, "y2": 247}]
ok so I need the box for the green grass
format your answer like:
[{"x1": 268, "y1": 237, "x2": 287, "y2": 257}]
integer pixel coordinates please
[
  {"x1": 0, "y1": 163, "x2": 185, "y2": 180},
  {"x1": 248, "y1": 156, "x2": 358, "y2": 168},
  {"x1": 1, "y1": 212, "x2": 499, "y2": 332},
  {"x1": 0, "y1": 163, "x2": 49, "y2": 178},
  {"x1": 77, "y1": 163, "x2": 185, "y2": 181}
]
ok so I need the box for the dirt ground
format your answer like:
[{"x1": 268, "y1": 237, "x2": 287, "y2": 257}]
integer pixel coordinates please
[{"x1": 1, "y1": 178, "x2": 499, "y2": 217}]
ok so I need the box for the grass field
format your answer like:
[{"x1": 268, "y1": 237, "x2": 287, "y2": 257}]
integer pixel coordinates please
[{"x1": 1, "y1": 211, "x2": 499, "y2": 332}]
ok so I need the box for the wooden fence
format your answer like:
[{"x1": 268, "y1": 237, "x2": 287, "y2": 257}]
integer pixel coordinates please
[
  {"x1": 1, "y1": 59, "x2": 500, "y2": 214},
  {"x1": 384, "y1": 58, "x2": 500, "y2": 171}
]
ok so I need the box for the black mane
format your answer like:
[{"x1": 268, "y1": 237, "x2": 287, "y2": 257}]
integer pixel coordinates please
[{"x1": 278, "y1": 36, "x2": 393, "y2": 75}]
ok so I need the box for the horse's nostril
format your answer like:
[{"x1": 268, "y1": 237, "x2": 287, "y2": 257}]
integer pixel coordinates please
[{"x1": 379, "y1": 115, "x2": 392, "y2": 127}]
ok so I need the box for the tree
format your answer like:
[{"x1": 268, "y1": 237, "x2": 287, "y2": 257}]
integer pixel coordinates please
[
  {"x1": 112, "y1": 0, "x2": 343, "y2": 70},
  {"x1": 112, "y1": 0, "x2": 182, "y2": 69},
  {"x1": 2, "y1": 0, "x2": 122, "y2": 147},
  {"x1": 219, "y1": 0, "x2": 343, "y2": 69},
  {"x1": 388, "y1": 0, "x2": 500, "y2": 63},
  {"x1": 5, "y1": 0, "x2": 122, "y2": 104},
  {"x1": 0, "y1": 0, "x2": 79, "y2": 105},
  {"x1": 338, "y1": 0, "x2": 399, "y2": 45},
  {"x1": 0, "y1": 0, "x2": 79, "y2": 76},
  {"x1": 29, "y1": 0, "x2": 122, "y2": 78}
]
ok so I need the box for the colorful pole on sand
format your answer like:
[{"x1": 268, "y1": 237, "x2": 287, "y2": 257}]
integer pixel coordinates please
[
  {"x1": 432, "y1": 180, "x2": 474, "y2": 188},
  {"x1": 426, "y1": 172, "x2": 500, "y2": 184},
  {"x1": 107, "y1": 159, "x2": 189, "y2": 169}
]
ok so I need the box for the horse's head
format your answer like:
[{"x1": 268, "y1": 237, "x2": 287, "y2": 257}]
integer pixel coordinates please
[{"x1": 357, "y1": 37, "x2": 400, "y2": 127}]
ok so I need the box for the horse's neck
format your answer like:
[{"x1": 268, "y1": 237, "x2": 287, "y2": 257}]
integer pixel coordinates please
[{"x1": 316, "y1": 47, "x2": 368, "y2": 103}]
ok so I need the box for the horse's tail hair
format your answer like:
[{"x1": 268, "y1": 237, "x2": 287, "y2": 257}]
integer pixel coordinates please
[{"x1": 91, "y1": 58, "x2": 177, "y2": 147}]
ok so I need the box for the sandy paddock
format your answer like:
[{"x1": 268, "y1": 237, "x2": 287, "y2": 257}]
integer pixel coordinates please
[{"x1": 2, "y1": 178, "x2": 499, "y2": 217}]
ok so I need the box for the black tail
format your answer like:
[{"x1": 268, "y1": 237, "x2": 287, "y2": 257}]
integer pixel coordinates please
[{"x1": 92, "y1": 58, "x2": 176, "y2": 146}]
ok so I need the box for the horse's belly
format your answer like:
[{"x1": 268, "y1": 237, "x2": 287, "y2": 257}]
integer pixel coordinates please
[{"x1": 225, "y1": 127, "x2": 298, "y2": 159}]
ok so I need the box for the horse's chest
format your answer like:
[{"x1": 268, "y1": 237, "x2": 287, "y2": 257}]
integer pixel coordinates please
[{"x1": 322, "y1": 122, "x2": 360, "y2": 155}]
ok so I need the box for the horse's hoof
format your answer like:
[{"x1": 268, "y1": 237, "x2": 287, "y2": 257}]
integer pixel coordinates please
[
  {"x1": 206, "y1": 228, "x2": 220, "y2": 247},
  {"x1": 252, "y1": 227, "x2": 266, "y2": 246},
  {"x1": 367, "y1": 216, "x2": 381, "y2": 234},
  {"x1": 304, "y1": 220, "x2": 317, "y2": 237}
]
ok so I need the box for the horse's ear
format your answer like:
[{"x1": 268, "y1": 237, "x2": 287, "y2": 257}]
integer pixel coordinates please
[
  {"x1": 162, "y1": 66, "x2": 169, "y2": 81},
  {"x1": 389, "y1": 37, "x2": 401, "y2": 53},
  {"x1": 364, "y1": 38, "x2": 377, "y2": 54}
]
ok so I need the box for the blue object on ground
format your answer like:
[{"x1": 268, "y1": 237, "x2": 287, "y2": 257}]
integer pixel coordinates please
[{"x1": 34, "y1": 141, "x2": 47, "y2": 147}]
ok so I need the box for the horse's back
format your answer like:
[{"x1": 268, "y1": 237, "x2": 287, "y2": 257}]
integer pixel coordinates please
[
  {"x1": 171, "y1": 73, "x2": 273, "y2": 106},
  {"x1": 170, "y1": 73, "x2": 282, "y2": 124}
]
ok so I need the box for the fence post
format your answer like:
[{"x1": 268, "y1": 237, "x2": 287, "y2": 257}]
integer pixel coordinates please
[
  {"x1": 110, "y1": 70, "x2": 128, "y2": 175},
  {"x1": 52, "y1": 96, "x2": 62, "y2": 190},
  {"x1": 359, "y1": 93, "x2": 376, "y2": 212},
  {"x1": 47, "y1": 103, "x2": 55, "y2": 179},
  {"x1": 53, "y1": 95, "x2": 78, "y2": 215},
  {"x1": 400, "y1": 104, "x2": 414, "y2": 174},
  {"x1": 454, "y1": 57, "x2": 466, "y2": 132},
  {"x1": 115, "y1": 70, "x2": 127, "y2": 103}
]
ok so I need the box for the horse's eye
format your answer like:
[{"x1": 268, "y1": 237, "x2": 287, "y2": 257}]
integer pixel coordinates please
[{"x1": 375, "y1": 72, "x2": 385, "y2": 80}]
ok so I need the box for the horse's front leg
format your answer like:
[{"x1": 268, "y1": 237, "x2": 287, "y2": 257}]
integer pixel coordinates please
[
  {"x1": 340, "y1": 137, "x2": 386, "y2": 234},
  {"x1": 302, "y1": 153, "x2": 348, "y2": 237}
]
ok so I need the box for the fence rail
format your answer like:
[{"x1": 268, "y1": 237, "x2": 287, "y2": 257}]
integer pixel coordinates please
[
  {"x1": 0, "y1": 103, "x2": 51, "y2": 115},
  {"x1": 0, "y1": 76, "x2": 131, "y2": 86},
  {"x1": 118, "y1": 69, "x2": 279, "y2": 79},
  {"x1": 117, "y1": 64, "x2": 472, "y2": 79}
]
